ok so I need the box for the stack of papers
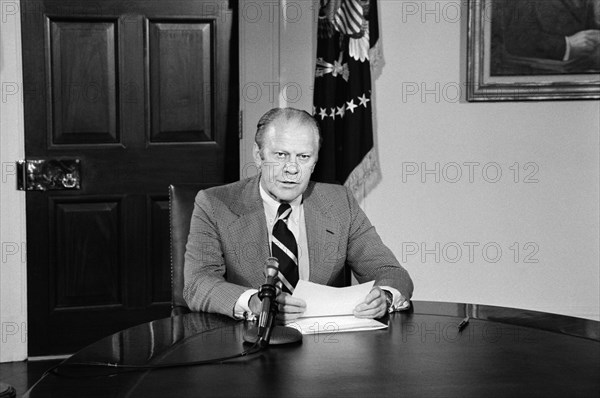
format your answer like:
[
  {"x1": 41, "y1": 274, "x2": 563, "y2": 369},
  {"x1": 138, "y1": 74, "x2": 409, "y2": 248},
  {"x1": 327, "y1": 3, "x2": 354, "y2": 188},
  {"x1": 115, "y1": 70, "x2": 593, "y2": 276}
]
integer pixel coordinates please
[{"x1": 285, "y1": 280, "x2": 388, "y2": 334}]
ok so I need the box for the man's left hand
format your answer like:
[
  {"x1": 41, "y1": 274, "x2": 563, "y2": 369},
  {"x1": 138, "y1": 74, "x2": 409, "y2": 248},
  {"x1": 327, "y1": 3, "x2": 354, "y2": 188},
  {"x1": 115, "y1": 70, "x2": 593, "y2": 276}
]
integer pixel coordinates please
[{"x1": 353, "y1": 287, "x2": 387, "y2": 319}]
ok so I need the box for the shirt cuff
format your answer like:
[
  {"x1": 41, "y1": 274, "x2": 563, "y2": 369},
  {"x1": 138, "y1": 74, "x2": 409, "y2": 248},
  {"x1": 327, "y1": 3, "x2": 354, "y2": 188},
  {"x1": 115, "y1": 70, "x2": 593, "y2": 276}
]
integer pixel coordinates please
[
  {"x1": 380, "y1": 286, "x2": 410, "y2": 312},
  {"x1": 233, "y1": 289, "x2": 259, "y2": 320},
  {"x1": 563, "y1": 36, "x2": 571, "y2": 61}
]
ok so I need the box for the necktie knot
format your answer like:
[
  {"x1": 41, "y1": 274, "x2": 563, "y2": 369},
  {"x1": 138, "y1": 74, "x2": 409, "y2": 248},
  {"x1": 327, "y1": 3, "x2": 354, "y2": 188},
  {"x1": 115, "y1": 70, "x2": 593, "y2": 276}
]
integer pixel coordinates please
[{"x1": 277, "y1": 203, "x2": 292, "y2": 221}]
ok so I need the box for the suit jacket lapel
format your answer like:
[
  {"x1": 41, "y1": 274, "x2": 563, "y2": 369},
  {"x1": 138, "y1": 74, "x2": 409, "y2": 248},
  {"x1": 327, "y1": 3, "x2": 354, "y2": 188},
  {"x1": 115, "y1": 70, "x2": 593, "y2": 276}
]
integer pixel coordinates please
[
  {"x1": 226, "y1": 178, "x2": 342, "y2": 286},
  {"x1": 304, "y1": 183, "x2": 340, "y2": 284},
  {"x1": 227, "y1": 176, "x2": 270, "y2": 285}
]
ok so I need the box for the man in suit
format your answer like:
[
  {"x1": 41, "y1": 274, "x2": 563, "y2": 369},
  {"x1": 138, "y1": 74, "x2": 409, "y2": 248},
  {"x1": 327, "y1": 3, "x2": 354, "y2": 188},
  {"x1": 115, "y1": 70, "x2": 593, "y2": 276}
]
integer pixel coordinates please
[
  {"x1": 184, "y1": 107, "x2": 413, "y2": 322},
  {"x1": 501, "y1": 0, "x2": 599, "y2": 65}
]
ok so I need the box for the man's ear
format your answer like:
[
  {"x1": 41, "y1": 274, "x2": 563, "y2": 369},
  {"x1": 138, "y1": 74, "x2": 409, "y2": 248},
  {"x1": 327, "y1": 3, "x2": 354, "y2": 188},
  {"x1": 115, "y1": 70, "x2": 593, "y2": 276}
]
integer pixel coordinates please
[{"x1": 252, "y1": 143, "x2": 262, "y2": 165}]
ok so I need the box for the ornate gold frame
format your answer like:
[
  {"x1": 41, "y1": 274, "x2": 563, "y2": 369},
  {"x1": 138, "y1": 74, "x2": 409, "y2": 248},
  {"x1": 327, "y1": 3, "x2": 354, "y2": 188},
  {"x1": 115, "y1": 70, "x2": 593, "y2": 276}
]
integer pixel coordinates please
[{"x1": 467, "y1": 0, "x2": 600, "y2": 101}]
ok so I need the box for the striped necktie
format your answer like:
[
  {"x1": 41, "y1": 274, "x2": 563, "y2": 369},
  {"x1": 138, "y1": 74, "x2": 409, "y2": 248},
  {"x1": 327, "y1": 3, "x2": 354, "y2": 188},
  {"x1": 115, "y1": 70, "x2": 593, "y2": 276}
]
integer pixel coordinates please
[{"x1": 272, "y1": 203, "x2": 299, "y2": 294}]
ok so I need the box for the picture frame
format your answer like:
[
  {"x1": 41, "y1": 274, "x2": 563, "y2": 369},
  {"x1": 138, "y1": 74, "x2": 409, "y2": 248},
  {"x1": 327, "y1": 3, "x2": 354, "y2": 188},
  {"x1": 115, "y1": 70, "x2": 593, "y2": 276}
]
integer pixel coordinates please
[{"x1": 467, "y1": 0, "x2": 600, "y2": 101}]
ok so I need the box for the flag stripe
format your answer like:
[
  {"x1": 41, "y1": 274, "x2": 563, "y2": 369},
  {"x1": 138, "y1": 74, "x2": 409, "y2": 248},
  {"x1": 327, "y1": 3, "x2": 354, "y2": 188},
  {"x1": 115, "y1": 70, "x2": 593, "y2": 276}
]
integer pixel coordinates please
[
  {"x1": 335, "y1": 0, "x2": 362, "y2": 34},
  {"x1": 342, "y1": 0, "x2": 362, "y2": 27},
  {"x1": 335, "y1": 10, "x2": 357, "y2": 35}
]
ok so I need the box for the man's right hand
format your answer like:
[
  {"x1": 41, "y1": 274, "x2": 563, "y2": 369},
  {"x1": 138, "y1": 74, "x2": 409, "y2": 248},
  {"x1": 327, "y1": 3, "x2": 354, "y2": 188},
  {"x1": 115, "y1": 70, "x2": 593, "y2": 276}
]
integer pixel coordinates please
[
  {"x1": 248, "y1": 291, "x2": 306, "y2": 322},
  {"x1": 248, "y1": 293, "x2": 262, "y2": 316},
  {"x1": 567, "y1": 30, "x2": 600, "y2": 59}
]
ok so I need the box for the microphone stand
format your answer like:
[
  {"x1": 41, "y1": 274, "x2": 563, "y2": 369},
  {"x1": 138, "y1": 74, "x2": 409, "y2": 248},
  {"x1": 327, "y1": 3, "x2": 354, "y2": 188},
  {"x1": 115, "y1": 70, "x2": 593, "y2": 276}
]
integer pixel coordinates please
[
  {"x1": 243, "y1": 304, "x2": 302, "y2": 347},
  {"x1": 243, "y1": 269, "x2": 302, "y2": 347},
  {"x1": 256, "y1": 281, "x2": 277, "y2": 347}
]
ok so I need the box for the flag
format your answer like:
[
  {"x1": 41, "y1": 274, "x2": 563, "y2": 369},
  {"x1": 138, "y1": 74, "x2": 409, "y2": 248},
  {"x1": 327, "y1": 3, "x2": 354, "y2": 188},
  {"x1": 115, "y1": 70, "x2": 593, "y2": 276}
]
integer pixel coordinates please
[{"x1": 312, "y1": 0, "x2": 380, "y2": 199}]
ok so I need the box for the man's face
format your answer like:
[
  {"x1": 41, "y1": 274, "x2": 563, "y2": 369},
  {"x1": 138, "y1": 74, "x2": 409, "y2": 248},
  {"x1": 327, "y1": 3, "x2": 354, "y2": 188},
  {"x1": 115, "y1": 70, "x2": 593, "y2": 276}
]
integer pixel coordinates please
[{"x1": 253, "y1": 120, "x2": 319, "y2": 203}]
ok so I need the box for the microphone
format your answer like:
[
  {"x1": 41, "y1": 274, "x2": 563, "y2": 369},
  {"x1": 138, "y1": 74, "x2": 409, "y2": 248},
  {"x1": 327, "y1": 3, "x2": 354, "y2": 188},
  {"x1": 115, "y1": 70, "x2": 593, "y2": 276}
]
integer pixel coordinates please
[
  {"x1": 243, "y1": 257, "x2": 302, "y2": 347},
  {"x1": 257, "y1": 257, "x2": 279, "y2": 344}
]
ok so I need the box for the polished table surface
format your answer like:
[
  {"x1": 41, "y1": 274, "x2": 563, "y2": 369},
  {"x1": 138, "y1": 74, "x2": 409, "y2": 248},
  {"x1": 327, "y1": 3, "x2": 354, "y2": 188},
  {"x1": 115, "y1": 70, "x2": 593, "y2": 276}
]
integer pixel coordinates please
[{"x1": 25, "y1": 301, "x2": 600, "y2": 397}]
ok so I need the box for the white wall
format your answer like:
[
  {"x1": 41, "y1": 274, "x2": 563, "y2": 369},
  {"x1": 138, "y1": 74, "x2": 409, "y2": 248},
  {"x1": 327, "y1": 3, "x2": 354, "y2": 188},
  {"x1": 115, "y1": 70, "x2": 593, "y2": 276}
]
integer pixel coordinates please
[
  {"x1": 239, "y1": 0, "x2": 316, "y2": 178},
  {"x1": 366, "y1": 0, "x2": 599, "y2": 320},
  {"x1": 0, "y1": 0, "x2": 28, "y2": 361},
  {"x1": 238, "y1": 0, "x2": 599, "y2": 320}
]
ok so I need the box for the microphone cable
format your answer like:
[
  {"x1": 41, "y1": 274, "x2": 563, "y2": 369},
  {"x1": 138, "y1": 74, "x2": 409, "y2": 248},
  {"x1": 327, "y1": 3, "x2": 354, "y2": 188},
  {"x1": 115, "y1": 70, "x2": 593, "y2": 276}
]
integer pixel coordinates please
[{"x1": 42, "y1": 324, "x2": 265, "y2": 379}]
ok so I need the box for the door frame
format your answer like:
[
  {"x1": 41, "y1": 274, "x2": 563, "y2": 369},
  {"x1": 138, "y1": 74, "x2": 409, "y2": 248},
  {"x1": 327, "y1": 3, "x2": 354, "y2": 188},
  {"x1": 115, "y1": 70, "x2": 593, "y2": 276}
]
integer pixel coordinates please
[
  {"x1": 238, "y1": 0, "x2": 316, "y2": 179},
  {"x1": 0, "y1": 0, "x2": 28, "y2": 363}
]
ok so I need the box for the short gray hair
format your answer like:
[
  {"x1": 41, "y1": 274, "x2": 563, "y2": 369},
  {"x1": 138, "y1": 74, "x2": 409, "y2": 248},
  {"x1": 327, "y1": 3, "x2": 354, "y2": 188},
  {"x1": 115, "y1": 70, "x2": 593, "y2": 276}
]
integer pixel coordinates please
[{"x1": 255, "y1": 107, "x2": 322, "y2": 154}]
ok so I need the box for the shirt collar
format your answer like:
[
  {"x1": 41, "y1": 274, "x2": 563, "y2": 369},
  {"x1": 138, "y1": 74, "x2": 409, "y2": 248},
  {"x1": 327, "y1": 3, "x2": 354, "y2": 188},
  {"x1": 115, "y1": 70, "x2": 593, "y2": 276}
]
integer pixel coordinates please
[{"x1": 259, "y1": 182, "x2": 302, "y2": 224}]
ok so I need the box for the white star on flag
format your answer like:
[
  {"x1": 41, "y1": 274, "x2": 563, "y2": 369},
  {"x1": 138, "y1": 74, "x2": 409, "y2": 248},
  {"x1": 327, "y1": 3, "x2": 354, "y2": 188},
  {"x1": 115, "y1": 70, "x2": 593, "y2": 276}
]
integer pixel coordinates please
[
  {"x1": 358, "y1": 94, "x2": 370, "y2": 107},
  {"x1": 319, "y1": 107, "x2": 328, "y2": 120},
  {"x1": 329, "y1": 108, "x2": 336, "y2": 119},
  {"x1": 346, "y1": 99, "x2": 357, "y2": 113},
  {"x1": 336, "y1": 105, "x2": 346, "y2": 118}
]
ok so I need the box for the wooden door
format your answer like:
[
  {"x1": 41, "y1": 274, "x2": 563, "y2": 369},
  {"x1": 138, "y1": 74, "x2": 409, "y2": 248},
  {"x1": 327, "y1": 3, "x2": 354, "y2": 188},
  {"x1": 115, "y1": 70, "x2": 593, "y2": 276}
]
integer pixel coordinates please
[{"x1": 20, "y1": 0, "x2": 238, "y2": 355}]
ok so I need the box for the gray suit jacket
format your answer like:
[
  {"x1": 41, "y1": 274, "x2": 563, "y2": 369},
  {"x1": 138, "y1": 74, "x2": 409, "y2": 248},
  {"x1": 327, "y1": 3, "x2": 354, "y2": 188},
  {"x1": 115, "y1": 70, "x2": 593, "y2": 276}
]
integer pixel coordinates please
[{"x1": 183, "y1": 175, "x2": 413, "y2": 317}]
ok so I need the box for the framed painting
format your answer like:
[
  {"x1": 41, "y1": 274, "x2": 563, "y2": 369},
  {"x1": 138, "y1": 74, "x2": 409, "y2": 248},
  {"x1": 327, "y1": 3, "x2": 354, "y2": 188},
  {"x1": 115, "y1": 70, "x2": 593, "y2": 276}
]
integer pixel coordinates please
[{"x1": 467, "y1": 0, "x2": 600, "y2": 101}]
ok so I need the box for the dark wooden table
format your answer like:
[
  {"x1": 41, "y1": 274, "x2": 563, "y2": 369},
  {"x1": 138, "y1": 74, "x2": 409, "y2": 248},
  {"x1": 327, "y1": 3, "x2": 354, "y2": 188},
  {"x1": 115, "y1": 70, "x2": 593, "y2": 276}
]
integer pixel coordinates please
[{"x1": 25, "y1": 301, "x2": 600, "y2": 397}]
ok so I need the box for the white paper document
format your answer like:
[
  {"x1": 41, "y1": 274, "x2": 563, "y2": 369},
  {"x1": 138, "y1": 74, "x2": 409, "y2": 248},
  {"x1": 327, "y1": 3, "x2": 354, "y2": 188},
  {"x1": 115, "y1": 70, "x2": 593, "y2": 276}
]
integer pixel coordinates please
[
  {"x1": 287, "y1": 315, "x2": 388, "y2": 335},
  {"x1": 285, "y1": 280, "x2": 388, "y2": 334}
]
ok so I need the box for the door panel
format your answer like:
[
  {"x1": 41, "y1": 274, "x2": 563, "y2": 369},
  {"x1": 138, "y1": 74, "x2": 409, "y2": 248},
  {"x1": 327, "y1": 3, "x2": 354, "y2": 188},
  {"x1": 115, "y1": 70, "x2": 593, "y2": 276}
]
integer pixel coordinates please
[
  {"x1": 21, "y1": 0, "x2": 238, "y2": 355},
  {"x1": 149, "y1": 20, "x2": 213, "y2": 142},
  {"x1": 53, "y1": 200, "x2": 122, "y2": 308},
  {"x1": 49, "y1": 20, "x2": 119, "y2": 144}
]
